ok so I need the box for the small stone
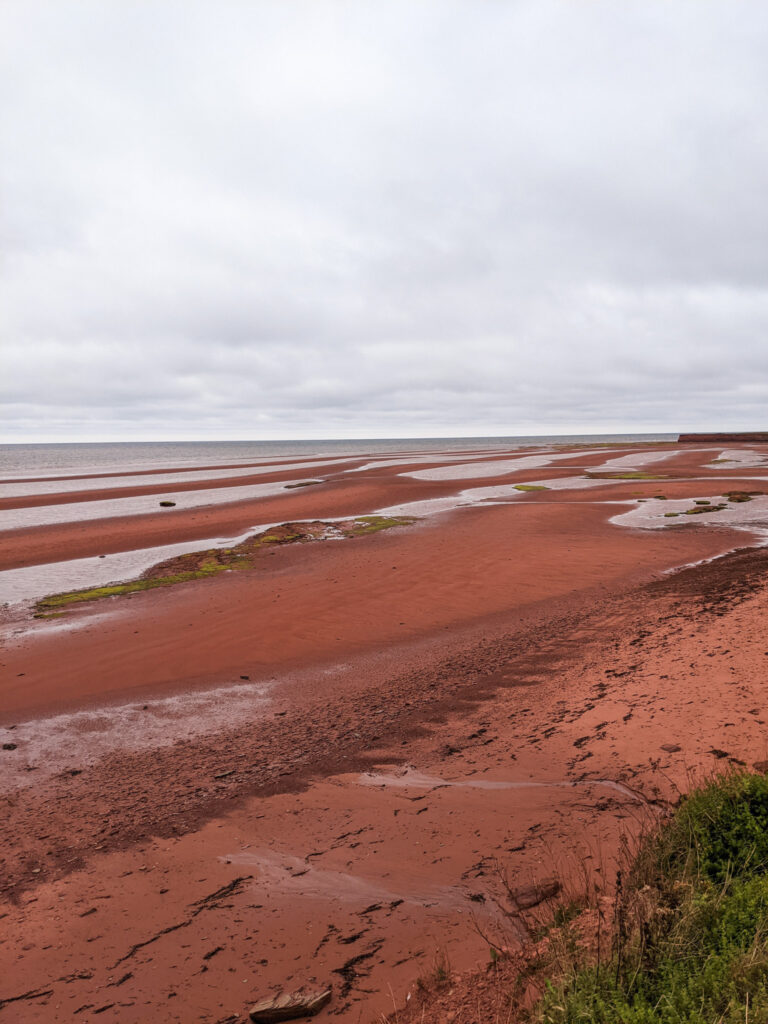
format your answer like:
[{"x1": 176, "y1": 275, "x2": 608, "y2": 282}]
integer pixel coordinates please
[
  {"x1": 2, "y1": 743, "x2": 17, "y2": 751},
  {"x1": 661, "y1": 743, "x2": 681, "y2": 753},
  {"x1": 250, "y1": 988, "x2": 331, "y2": 1023},
  {"x1": 159, "y1": 500, "x2": 176, "y2": 507}
]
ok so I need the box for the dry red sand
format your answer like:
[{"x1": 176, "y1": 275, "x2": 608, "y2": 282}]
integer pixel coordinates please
[{"x1": 1, "y1": 442, "x2": 766, "y2": 1022}]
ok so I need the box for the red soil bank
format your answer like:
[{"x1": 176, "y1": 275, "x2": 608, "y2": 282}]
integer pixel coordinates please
[{"x1": 679, "y1": 432, "x2": 768, "y2": 442}]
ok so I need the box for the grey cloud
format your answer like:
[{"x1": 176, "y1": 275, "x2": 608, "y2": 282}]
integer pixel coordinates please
[{"x1": 2, "y1": 0, "x2": 768, "y2": 442}]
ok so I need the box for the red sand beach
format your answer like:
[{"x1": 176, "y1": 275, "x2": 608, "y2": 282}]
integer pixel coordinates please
[{"x1": 2, "y1": 440, "x2": 768, "y2": 1021}]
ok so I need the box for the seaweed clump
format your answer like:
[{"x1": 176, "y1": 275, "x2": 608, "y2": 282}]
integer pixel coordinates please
[
  {"x1": 723, "y1": 490, "x2": 764, "y2": 503},
  {"x1": 683, "y1": 503, "x2": 727, "y2": 515}
]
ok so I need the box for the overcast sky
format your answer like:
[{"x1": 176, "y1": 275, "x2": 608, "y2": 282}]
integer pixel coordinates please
[{"x1": 2, "y1": 1, "x2": 768, "y2": 442}]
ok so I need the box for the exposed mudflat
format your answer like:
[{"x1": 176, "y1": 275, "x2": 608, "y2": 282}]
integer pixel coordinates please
[{"x1": 2, "y1": 442, "x2": 768, "y2": 1021}]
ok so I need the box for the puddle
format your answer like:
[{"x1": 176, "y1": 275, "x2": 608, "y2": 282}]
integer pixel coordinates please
[
  {"x1": 0, "y1": 525, "x2": 282, "y2": 606},
  {"x1": 402, "y1": 449, "x2": 616, "y2": 481},
  {"x1": 0, "y1": 457, "x2": 356, "y2": 500},
  {"x1": 359, "y1": 768, "x2": 649, "y2": 804},
  {"x1": 0, "y1": 479, "x2": 327, "y2": 531},
  {"x1": 0, "y1": 679, "x2": 271, "y2": 792},
  {"x1": 221, "y1": 848, "x2": 506, "y2": 919},
  {"x1": 348, "y1": 451, "x2": 540, "y2": 473},
  {"x1": 592, "y1": 448, "x2": 715, "y2": 472},
  {"x1": 610, "y1": 494, "x2": 768, "y2": 532},
  {"x1": 372, "y1": 474, "x2": 625, "y2": 520},
  {"x1": 709, "y1": 449, "x2": 768, "y2": 470}
]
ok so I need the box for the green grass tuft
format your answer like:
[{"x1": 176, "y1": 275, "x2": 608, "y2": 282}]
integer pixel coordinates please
[{"x1": 539, "y1": 771, "x2": 768, "y2": 1023}]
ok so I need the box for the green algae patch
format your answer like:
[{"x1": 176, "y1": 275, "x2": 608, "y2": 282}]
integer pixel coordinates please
[
  {"x1": 344, "y1": 515, "x2": 417, "y2": 536},
  {"x1": 513, "y1": 484, "x2": 549, "y2": 492},
  {"x1": 683, "y1": 503, "x2": 728, "y2": 516},
  {"x1": 34, "y1": 516, "x2": 418, "y2": 615},
  {"x1": 36, "y1": 568, "x2": 226, "y2": 611}
]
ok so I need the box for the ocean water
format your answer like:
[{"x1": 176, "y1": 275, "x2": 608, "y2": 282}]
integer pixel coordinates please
[{"x1": 0, "y1": 434, "x2": 676, "y2": 480}]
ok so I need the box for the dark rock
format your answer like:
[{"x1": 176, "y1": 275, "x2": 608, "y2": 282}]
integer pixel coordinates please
[
  {"x1": 159, "y1": 500, "x2": 176, "y2": 507},
  {"x1": 661, "y1": 743, "x2": 681, "y2": 753},
  {"x1": 249, "y1": 988, "x2": 331, "y2": 1022},
  {"x1": 2, "y1": 743, "x2": 17, "y2": 751},
  {"x1": 508, "y1": 877, "x2": 561, "y2": 910}
]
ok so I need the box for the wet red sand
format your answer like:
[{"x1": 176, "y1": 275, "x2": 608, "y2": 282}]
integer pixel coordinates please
[
  {"x1": 0, "y1": 447, "x2": 617, "y2": 569},
  {"x1": 2, "y1": 442, "x2": 767, "y2": 1022},
  {"x1": 1, "y1": 443, "x2": 754, "y2": 572}
]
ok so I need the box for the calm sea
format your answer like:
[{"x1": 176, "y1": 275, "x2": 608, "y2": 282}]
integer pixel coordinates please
[{"x1": 0, "y1": 434, "x2": 676, "y2": 480}]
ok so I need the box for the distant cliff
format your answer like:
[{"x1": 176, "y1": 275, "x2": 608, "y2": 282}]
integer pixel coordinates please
[{"x1": 678, "y1": 432, "x2": 768, "y2": 443}]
